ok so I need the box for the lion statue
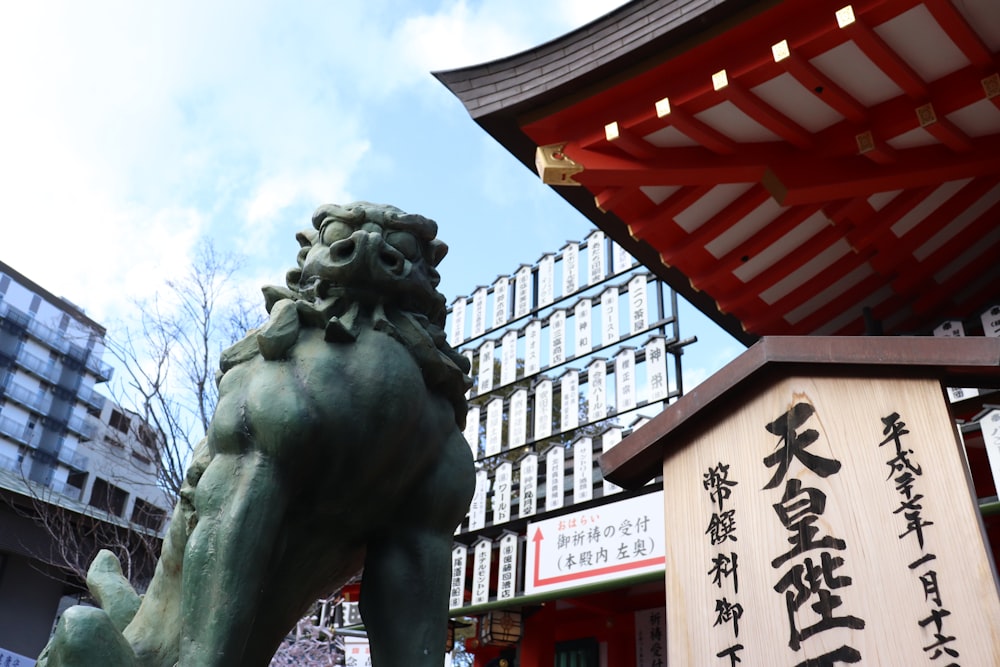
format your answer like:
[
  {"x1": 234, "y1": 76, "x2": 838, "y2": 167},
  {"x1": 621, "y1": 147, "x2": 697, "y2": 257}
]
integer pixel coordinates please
[{"x1": 39, "y1": 202, "x2": 476, "y2": 667}]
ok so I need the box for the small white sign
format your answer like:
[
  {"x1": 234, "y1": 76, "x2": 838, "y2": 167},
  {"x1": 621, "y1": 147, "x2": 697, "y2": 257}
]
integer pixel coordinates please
[
  {"x1": 468, "y1": 470, "x2": 489, "y2": 531},
  {"x1": 562, "y1": 242, "x2": 580, "y2": 296},
  {"x1": 588, "y1": 230, "x2": 606, "y2": 285},
  {"x1": 560, "y1": 370, "x2": 580, "y2": 432},
  {"x1": 471, "y1": 287, "x2": 487, "y2": 337},
  {"x1": 602, "y1": 428, "x2": 624, "y2": 496},
  {"x1": 344, "y1": 637, "x2": 372, "y2": 667},
  {"x1": 602, "y1": 287, "x2": 619, "y2": 346},
  {"x1": 588, "y1": 359, "x2": 607, "y2": 422},
  {"x1": 463, "y1": 406, "x2": 480, "y2": 459},
  {"x1": 933, "y1": 320, "x2": 979, "y2": 402},
  {"x1": 515, "y1": 265, "x2": 532, "y2": 318},
  {"x1": 549, "y1": 310, "x2": 566, "y2": 367},
  {"x1": 485, "y1": 398, "x2": 503, "y2": 457},
  {"x1": 628, "y1": 275, "x2": 648, "y2": 334},
  {"x1": 477, "y1": 341, "x2": 495, "y2": 394},
  {"x1": 545, "y1": 446, "x2": 565, "y2": 511},
  {"x1": 534, "y1": 379, "x2": 553, "y2": 441},
  {"x1": 525, "y1": 491, "x2": 665, "y2": 595},
  {"x1": 471, "y1": 538, "x2": 493, "y2": 606},
  {"x1": 525, "y1": 320, "x2": 541, "y2": 375},
  {"x1": 500, "y1": 330, "x2": 517, "y2": 386},
  {"x1": 539, "y1": 254, "x2": 555, "y2": 307},
  {"x1": 509, "y1": 389, "x2": 527, "y2": 449},
  {"x1": 450, "y1": 297, "x2": 466, "y2": 346},
  {"x1": 493, "y1": 276, "x2": 509, "y2": 329},
  {"x1": 449, "y1": 545, "x2": 468, "y2": 610},
  {"x1": 613, "y1": 241, "x2": 634, "y2": 274},
  {"x1": 493, "y1": 462, "x2": 513, "y2": 525},
  {"x1": 615, "y1": 349, "x2": 637, "y2": 412},
  {"x1": 519, "y1": 453, "x2": 539, "y2": 518},
  {"x1": 981, "y1": 410, "x2": 1000, "y2": 501},
  {"x1": 574, "y1": 437, "x2": 594, "y2": 503},
  {"x1": 575, "y1": 298, "x2": 592, "y2": 355},
  {"x1": 645, "y1": 337, "x2": 668, "y2": 402},
  {"x1": 981, "y1": 305, "x2": 1000, "y2": 338},
  {"x1": 498, "y1": 532, "x2": 519, "y2": 601}
]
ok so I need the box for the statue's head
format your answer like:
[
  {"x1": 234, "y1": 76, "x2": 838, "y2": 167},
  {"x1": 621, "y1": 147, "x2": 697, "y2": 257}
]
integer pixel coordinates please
[{"x1": 287, "y1": 202, "x2": 449, "y2": 326}]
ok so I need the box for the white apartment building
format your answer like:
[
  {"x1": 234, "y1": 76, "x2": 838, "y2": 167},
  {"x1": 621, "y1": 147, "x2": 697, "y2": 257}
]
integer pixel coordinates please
[{"x1": 0, "y1": 259, "x2": 171, "y2": 662}]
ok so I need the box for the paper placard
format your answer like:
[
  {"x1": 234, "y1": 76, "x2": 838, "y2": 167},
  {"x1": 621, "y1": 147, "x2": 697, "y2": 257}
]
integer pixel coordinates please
[
  {"x1": 493, "y1": 462, "x2": 513, "y2": 525},
  {"x1": 450, "y1": 297, "x2": 466, "y2": 345},
  {"x1": 510, "y1": 389, "x2": 527, "y2": 449},
  {"x1": 549, "y1": 309, "x2": 567, "y2": 367},
  {"x1": 468, "y1": 469, "x2": 489, "y2": 531},
  {"x1": 588, "y1": 359, "x2": 607, "y2": 422},
  {"x1": 645, "y1": 337, "x2": 668, "y2": 403},
  {"x1": 561, "y1": 370, "x2": 580, "y2": 432},
  {"x1": 449, "y1": 544, "x2": 468, "y2": 609},
  {"x1": 616, "y1": 349, "x2": 637, "y2": 412},
  {"x1": 515, "y1": 265, "x2": 532, "y2": 318},
  {"x1": 519, "y1": 453, "x2": 539, "y2": 518},
  {"x1": 471, "y1": 287, "x2": 487, "y2": 337},
  {"x1": 525, "y1": 320, "x2": 541, "y2": 376},
  {"x1": 539, "y1": 254, "x2": 555, "y2": 307},
  {"x1": 588, "y1": 230, "x2": 606, "y2": 285},
  {"x1": 602, "y1": 427, "x2": 624, "y2": 496},
  {"x1": 575, "y1": 299, "x2": 592, "y2": 355},
  {"x1": 498, "y1": 531, "x2": 519, "y2": 601},
  {"x1": 629, "y1": 275, "x2": 648, "y2": 334},
  {"x1": 602, "y1": 287, "x2": 619, "y2": 347},
  {"x1": 500, "y1": 330, "x2": 518, "y2": 386},
  {"x1": 471, "y1": 538, "x2": 493, "y2": 605},
  {"x1": 534, "y1": 379, "x2": 553, "y2": 441},
  {"x1": 464, "y1": 406, "x2": 480, "y2": 459},
  {"x1": 546, "y1": 446, "x2": 565, "y2": 511},
  {"x1": 492, "y1": 276, "x2": 509, "y2": 329},
  {"x1": 574, "y1": 437, "x2": 594, "y2": 503},
  {"x1": 477, "y1": 341, "x2": 495, "y2": 394},
  {"x1": 562, "y1": 242, "x2": 579, "y2": 296},
  {"x1": 485, "y1": 398, "x2": 503, "y2": 457}
]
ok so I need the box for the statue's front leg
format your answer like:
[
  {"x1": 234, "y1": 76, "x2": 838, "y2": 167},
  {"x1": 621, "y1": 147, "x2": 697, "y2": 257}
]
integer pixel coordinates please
[{"x1": 179, "y1": 451, "x2": 288, "y2": 667}]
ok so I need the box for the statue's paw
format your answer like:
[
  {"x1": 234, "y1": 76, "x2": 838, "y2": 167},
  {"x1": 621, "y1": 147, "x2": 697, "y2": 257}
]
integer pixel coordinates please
[
  {"x1": 87, "y1": 549, "x2": 141, "y2": 632},
  {"x1": 39, "y1": 605, "x2": 135, "y2": 667}
]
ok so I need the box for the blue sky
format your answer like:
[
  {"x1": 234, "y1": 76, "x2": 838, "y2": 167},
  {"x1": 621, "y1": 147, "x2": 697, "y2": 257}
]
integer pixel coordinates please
[{"x1": 0, "y1": 0, "x2": 743, "y2": 386}]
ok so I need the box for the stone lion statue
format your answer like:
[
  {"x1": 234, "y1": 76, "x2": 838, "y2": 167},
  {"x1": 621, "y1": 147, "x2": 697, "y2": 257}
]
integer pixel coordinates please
[{"x1": 39, "y1": 202, "x2": 475, "y2": 667}]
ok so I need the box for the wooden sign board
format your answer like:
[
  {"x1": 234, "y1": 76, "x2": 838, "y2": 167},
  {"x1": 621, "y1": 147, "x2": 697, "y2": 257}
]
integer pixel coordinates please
[{"x1": 661, "y1": 375, "x2": 1000, "y2": 666}]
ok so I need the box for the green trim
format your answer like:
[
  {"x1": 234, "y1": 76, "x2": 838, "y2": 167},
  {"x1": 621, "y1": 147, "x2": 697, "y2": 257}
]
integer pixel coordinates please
[
  {"x1": 449, "y1": 568, "x2": 664, "y2": 617},
  {"x1": 980, "y1": 498, "x2": 1000, "y2": 516}
]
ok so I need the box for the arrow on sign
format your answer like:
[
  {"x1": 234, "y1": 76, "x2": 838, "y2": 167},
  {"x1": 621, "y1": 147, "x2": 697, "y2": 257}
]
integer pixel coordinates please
[{"x1": 532, "y1": 527, "x2": 665, "y2": 588}]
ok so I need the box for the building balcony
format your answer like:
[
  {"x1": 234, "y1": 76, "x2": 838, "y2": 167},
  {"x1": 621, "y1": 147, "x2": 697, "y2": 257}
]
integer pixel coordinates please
[
  {"x1": 14, "y1": 349, "x2": 62, "y2": 385},
  {"x1": 78, "y1": 386, "x2": 107, "y2": 412},
  {"x1": 65, "y1": 413, "x2": 97, "y2": 441},
  {"x1": 3, "y1": 380, "x2": 53, "y2": 415},
  {"x1": 1, "y1": 303, "x2": 113, "y2": 383},
  {"x1": 56, "y1": 446, "x2": 89, "y2": 471},
  {"x1": 0, "y1": 414, "x2": 42, "y2": 448}
]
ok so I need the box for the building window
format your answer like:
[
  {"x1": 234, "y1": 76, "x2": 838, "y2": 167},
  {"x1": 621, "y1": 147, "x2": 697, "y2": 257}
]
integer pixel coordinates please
[
  {"x1": 89, "y1": 477, "x2": 128, "y2": 517},
  {"x1": 109, "y1": 409, "x2": 131, "y2": 434},
  {"x1": 131, "y1": 498, "x2": 166, "y2": 532}
]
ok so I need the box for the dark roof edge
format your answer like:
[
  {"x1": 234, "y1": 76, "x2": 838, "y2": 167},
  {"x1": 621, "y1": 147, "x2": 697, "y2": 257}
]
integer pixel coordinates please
[
  {"x1": 434, "y1": 0, "x2": 768, "y2": 122},
  {"x1": 0, "y1": 259, "x2": 107, "y2": 336}
]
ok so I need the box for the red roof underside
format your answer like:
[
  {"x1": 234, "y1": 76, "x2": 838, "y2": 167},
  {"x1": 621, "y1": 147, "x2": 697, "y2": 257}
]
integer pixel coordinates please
[{"x1": 521, "y1": 0, "x2": 1000, "y2": 337}]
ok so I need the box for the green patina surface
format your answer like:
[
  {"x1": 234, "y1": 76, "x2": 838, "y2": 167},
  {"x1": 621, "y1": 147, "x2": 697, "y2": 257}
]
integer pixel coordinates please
[{"x1": 39, "y1": 202, "x2": 475, "y2": 667}]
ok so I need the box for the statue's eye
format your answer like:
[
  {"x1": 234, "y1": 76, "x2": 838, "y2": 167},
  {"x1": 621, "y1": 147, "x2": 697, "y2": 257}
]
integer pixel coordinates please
[
  {"x1": 385, "y1": 231, "x2": 419, "y2": 260},
  {"x1": 321, "y1": 221, "x2": 354, "y2": 245}
]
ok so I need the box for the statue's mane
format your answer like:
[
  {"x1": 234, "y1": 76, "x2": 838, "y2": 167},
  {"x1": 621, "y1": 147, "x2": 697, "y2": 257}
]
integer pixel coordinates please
[{"x1": 220, "y1": 202, "x2": 473, "y2": 428}]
